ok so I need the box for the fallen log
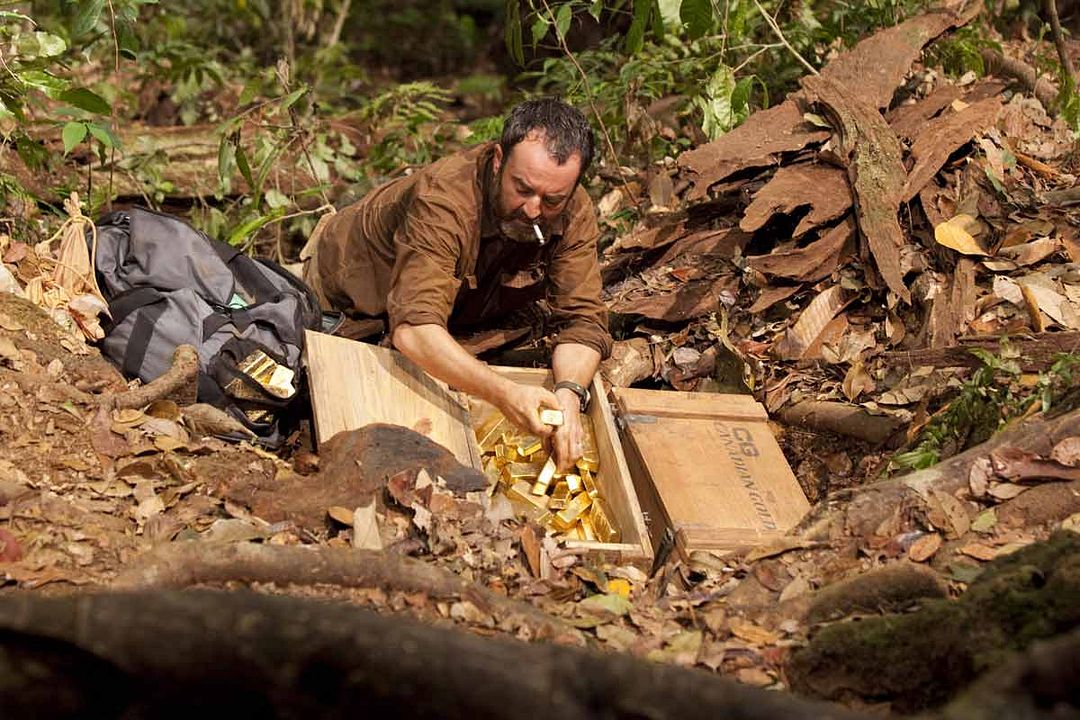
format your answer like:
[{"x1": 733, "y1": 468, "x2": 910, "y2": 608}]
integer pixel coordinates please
[
  {"x1": 884, "y1": 331, "x2": 1080, "y2": 371},
  {"x1": 0, "y1": 589, "x2": 869, "y2": 719},
  {"x1": 776, "y1": 400, "x2": 906, "y2": 444}
]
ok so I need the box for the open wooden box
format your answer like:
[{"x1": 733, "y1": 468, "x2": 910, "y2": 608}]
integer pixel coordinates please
[{"x1": 305, "y1": 331, "x2": 652, "y2": 562}]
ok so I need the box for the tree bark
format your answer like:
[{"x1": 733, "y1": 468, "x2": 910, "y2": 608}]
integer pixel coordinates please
[
  {"x1": 884, "y1": 331, "x2": 1080, "y2": 372},
  {"x1": 0, "y1": 589, "x2": 868, "y2": 720}
]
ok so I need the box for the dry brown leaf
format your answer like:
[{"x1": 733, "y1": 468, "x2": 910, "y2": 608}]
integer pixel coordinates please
[
  {"x1": 1051, "y1": 437, "x2": 1080, "y2": 467},
  {"x1": 774, "y1": 285, "x2": 845, "y2": 360},
  {"x1": 327, "y1": 506, "x2": 354, "y2": 524},
  {"x1": 968, "y1": 456, "x2": 993, "y2": 498},
  {"x1": 729, "y1": 618, "x2": 780, "y2": 645},
  {"x1": 931, "y1": 489, "x2": 971, "y2": 538},
  {"x1": 988, "y1": 482, "x2": 1028, "y2": 500},
  {"x1": 908, "y1": 533, "x2": 942, "y2": 562},
  {"x1": 934, "y1": 214, "x2": 986, "y2": 255},
  {"x1": 958, "y1": 543, "x2": 999, "y2": 561},
  {"x1": 842, "y1": 361, "x2": 875, "y2": 401}
]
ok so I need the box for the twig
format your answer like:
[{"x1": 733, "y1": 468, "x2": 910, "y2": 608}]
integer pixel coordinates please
[
  {"x1": 106, "y1": 0, "x2": 120, "y2": 212},
  {"x1": 275, "y1": 62, "x2": 333, "y2": 209},
  {"x1": 101, "y1": 344, "x2": 199, "y2": 411},
  {"x1": 240, "y1": 203, "x2": 334, "y2": 254},
  {"x1": 980, "y1": 48, "x2": 1059, "y2": 112},
  {"x1": 536, "y1": 0, "x2": 629, "y2": 192},
  {"x1": 327, "y1": 0, "x2": 351, "y2": 47},
  {"x1": 752, "y1": 0, "x2": 819, "y2": 77},
  {"x1": 1045, "y1": 0, "x2": 1076, "y2": 87}
]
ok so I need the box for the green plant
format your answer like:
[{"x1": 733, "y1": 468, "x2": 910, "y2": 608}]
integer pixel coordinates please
[{"x1": 892, "y1": 348, "x2": 1080, "y2": 471}]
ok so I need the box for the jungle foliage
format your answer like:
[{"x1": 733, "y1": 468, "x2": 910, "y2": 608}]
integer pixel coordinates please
[{"x1": 0, "y1": 0, "x2": 1070, "y2": 251}]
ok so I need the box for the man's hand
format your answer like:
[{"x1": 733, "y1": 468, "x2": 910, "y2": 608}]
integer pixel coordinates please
[
  {"x1": 550, "y1": 387, "x2": 585, "y2": 472},
  {"x1": 493, "y1": 380, "x2": 562, "y2": 438}
]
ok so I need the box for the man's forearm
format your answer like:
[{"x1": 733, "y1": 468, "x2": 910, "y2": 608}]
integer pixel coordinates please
[
  {"x1": 392, "y1": 323, "x2": 510, "y2": 404},
  {"x1": 552, "y1": 342, "x2": 601, "y2": 390}
]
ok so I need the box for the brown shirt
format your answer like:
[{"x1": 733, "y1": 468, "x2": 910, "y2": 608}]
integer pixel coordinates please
[{"x1": 307, "y1": 143, "x2": 612, "y2": 359}]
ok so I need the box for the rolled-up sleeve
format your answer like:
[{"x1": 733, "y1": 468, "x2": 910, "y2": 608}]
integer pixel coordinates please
[
  {"x1": 547, "y1": 192, "x2": 613, "y2": 359},
  {"x1": 385, "y1": 189, "x2": 466, "y2": 333}
]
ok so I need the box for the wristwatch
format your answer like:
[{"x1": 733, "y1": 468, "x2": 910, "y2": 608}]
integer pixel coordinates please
[{"x1": 553, "y1": 380, "x2": 591, "y2": 412}]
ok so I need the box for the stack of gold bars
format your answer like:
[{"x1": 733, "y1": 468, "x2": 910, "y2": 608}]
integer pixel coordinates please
[{"x1": 475, "y1": 408, "x2": 620, "y2": 543}]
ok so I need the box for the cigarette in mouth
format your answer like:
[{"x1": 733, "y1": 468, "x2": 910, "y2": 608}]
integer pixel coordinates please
[{"x1": 532, "y1": 223, "x2": 545, "y2": 245}]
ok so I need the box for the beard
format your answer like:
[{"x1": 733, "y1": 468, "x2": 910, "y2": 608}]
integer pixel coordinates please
[{"x1": 490, "y1": 165, "x2": 548, "y2": 244}]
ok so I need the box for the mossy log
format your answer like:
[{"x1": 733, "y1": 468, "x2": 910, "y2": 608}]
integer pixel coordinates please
[{"x1": 787, "y1": 531, "x2": 1080, "y2": 713}]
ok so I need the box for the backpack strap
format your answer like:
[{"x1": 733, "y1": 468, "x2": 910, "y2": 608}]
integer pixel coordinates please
[{"x1": 104, "y1": 287, "x2": 170, "y2": 378}]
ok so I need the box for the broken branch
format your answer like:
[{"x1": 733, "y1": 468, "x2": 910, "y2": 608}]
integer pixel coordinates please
[{"x1": 101, "y1": 344, "x2": 198, "y2": 411}]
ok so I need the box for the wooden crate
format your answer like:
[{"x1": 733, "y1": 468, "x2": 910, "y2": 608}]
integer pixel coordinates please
[
  {"x1": 305, "y1": 331, "x2": 652, "y2": 561},
  {"x1": 612, "y1": 388, "x2": 810, "y2": 560}
]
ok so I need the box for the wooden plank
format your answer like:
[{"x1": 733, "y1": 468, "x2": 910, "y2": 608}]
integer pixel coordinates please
[
  {"x1": 614, "y1": 389, "x2": 809, "y2": 558},
  {"x1": 305, "y1": 330, "x2": 481, "y2": 468},
  {"x1": 614, "y1": 388, "x2": 767, "y2": 421}
]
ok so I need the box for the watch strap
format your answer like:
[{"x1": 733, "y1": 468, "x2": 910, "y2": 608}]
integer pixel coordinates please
[{"x1": 553, "y1": 380, "x2": 590, "y2": 412}]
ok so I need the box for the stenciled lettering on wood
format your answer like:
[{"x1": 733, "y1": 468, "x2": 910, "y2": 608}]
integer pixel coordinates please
[{"x1": 715, "y1": 421, "x2": 779, "y2": 531}]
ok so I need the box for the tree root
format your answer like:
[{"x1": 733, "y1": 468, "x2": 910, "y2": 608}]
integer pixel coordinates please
[
  {"x1": 0, "y1": 589, "x2": 868, "y2": 719},
  {"x1": 100, "y1": 344, "x2": 198, "y2": 411},
  {"x1": 798, "y1": 407, "x2": 1080, "y2": 540},
  {"x1": 113, "y1": 541, "x2": 576, "y2": 641},
  {"x1": 980, "y1": 49, "x2": 1058, "y2": 112}
]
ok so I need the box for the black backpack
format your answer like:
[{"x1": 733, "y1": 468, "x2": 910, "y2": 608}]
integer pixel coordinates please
[{"x1": 91, "y1": 207, "x2": 323, "y2": 446}]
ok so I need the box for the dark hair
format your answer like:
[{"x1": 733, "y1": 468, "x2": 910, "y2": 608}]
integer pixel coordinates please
[{"x1": 500, "y1": 98, "x2": 595, "y2": 176}]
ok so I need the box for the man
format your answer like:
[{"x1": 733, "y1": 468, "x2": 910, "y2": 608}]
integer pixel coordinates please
[{"x1": 302, "y1": 98, "x2": 612, "y2": 471}]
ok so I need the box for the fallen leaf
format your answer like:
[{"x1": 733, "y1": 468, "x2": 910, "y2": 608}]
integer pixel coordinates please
[
  {"x1": 352, "y1": 505, "x2": 382, "y2": 548},
  {"x1": 908, "y1": 533, "x2": 942, "y2": 562},
  {"x1": 1060, "y1": 512, "x2": 1080, "y2": 532},
  {"x1": 578, "y1": 593, "x2": 633, "y2": 618},
  {"x1": 729, "y1": 618, "x2": 779, "y2": 645},
  {"x1": 968, "y1": 456, "x2": 993, "y2": 498},
  {"x1": 842, "y1": 360, "x2": 875, "y2": 401},
  {"x1": 774, "y1": 285, "x2": 846, "y2": 360},
  {"x1": 327, "y1": 506, "x2": 354, "y2": 525},
  {"x1": 931, "y1": 489, "x2": 971, "y2": 538},
  {"x1": 934, "y1": 214, "x2": 986, "y2": 255},
  {"x1": 988, "y1": 482, "x2": 1028, "y2": 500},
  {"x1": 0, "y1": 528, "x2": 22, "y2": 562},
  {"x1": 1051, "y1": 437, "x2": 1080, "y2": 467},
  {"x1": 958, "y1": 542, "x2": 999, "y2": 561},
  {"x1": 606, "y1": 578, "x2": 632, "y2": 598},
  {"x1": 970, "y1": 509, "x2": 998, "y2": 533},
  {"x1": 735, "y1": 667, "x2": 775, "y2": 687}
]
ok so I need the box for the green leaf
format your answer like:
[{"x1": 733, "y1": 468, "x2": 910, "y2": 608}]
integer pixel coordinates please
[
  {"x1": 578, "y1": 593, "x2": 633, "y2": 617},
  {"x1": 238, "y1": 79, "x2": 261, "y2": 106},
  {"x1": 589, "y1": 0, "x2": 604, "y2": 21},
  {"x1": 217, "y1": 134, "x2": 235, "y2": 194},
  {"x1": 264, "y1": 188, "x2": 290, "y2": 209},
  {"x1": 0, "y1": 11, "x2": 33, "y2": 23},
  {"x1": 625, "y1": 0, "x2": 653, "y2": 54},
  {"x1": 555, "y1": 3, "x2": 573, "y2": 40},
  {"x1": 59, "y1": 87, "x2": 111, "y2": 115},
  {"x1": 680, "y1": 0, "x2": 712, "y2": 39},
  {"x1": 235, "y1": 144, "x2": 254, "y2": 188},
  {"x1": 18, "y1": 70, "x2": 68, "y2": 97},
  {"x1": 505, "y1": 0, "x2": 525, "y2": 66},
  {"x1": 530, "y1": 16, "x2": 549, "y2": 47},
  {"x1": 62, "y1": 122, "x2": 88, "y2": 154},
  {"x1": 87, "y1": 123, "x2": 116, "y2": 149},
  {"x1": 281, "y1": 85, "x2": 308, "y2": 111},
  {"x1": 226, "y1": 207, "x2": 286, "y2": 247},
  {"x1": 34, "y1": 31, "x2": 67, "y2": 57},
  {"x1": 73, "y1": 0, "x2": 106, "y2": 36}
]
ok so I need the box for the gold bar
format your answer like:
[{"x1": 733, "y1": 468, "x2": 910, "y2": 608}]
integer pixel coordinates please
[
  {"x1": 564, "y1": 473, "x2": 583, "y2": 494},
  {"x1": 590, "y1": 498, "x2": 620, "y2": 543},
  {"x1": 539, "y1": 408, "x2": 564, "y2": 426},
  {"x1": 549, "y1": 481, "x2": 570, "y2": 510},
  {"x1": 555, "y1": 491, "x2": 592, "y2": 529},
  {"x1": 530, "y1": 456, "x2": 557, "y2": 496},
  {"x1": 580, "y1": 516, "x2": 597, "y2": 541},
  {"x1": 506, "y1": 480, "x2": 549, "y2": 511},
  {"x1": 535, "y1": 510, "x2": 553, "y2": 527},
  {"x1": 477, "y1": 415, "x2": 509, "y2": 450},
  {"x1": 581, "y1": 468, "x2": 598, "y2": 498},
  {"x1": 517, "y1": 436, "x2": 543, "y2": 458},
  {"x1": 504, "y1": 462, "x2": 543, "y2": 481}
]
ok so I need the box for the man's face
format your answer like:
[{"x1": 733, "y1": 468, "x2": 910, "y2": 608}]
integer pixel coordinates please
[{"x1": 491, "y1": 131, "x2": 582, "y2": 243}]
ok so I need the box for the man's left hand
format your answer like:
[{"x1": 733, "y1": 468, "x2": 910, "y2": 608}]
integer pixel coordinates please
[{"x1": 550, "y1": 388, "x2": 585, "y2": 473}]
